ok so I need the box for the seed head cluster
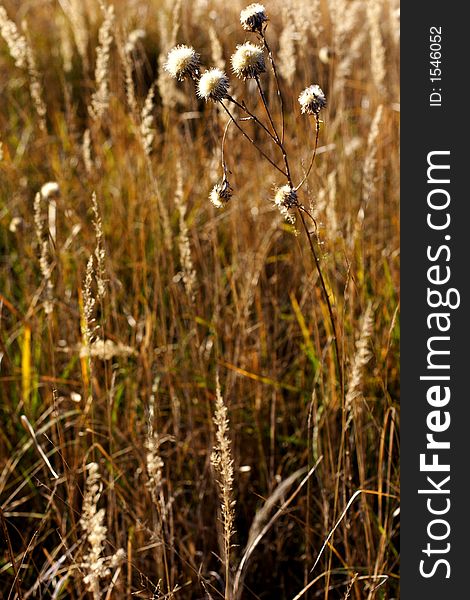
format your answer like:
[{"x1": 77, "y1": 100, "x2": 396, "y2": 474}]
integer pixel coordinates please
[
  {"x1": 197, "y1": 68, "x2": 229, "y2": 101},
  {"x1": 298, "y1": 84, "x2": 327, "y2": 115},
  {"x1": 167, "y1": 14, "x2": 325, "y2": 217},
  {"x1": 209, "y1": 178, "x2": 233, "y2": 208},
  {"x1": 240, "y1": 3, "x2": 268, "y2": 32},
  {"x1": 231, "y1": 42, "x2": 265, "y2": 79},
  {"x1": 164, "y1": 45, "x2": 200, "y2": 81}
]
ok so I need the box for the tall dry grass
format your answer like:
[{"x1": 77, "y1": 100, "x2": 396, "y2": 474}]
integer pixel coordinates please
[{"x1": 0, "y1": 0, "x2": 399, "y2": 598}]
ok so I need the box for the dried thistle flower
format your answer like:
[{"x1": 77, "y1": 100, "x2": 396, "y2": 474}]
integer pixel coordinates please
[
  {"x1": 197, "y1": 68, "x2": 229, "y2": 102},
  {"x1": 274, "y1": 184, "x2": 298, "y2": 209},
  {"x1": 209, "y1": 178, "x2": 233, "y2": 208},
  {"x1": 273, "y1": 184, "x2": 298, "y2": 224},
  {"x1": 240, "y1": 3, "x2": 267, "y2": 32},
  {"x1": 164, "y1": 44, "x2": 200, "y2": 81},
  {"x1": 298, "y1": 84, "x2": 326, "y2": 116},
  {"x1": 231, "y1": 42, "x2": 265, "y2": 79}
]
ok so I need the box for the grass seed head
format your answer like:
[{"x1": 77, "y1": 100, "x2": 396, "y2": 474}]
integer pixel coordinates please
[
  {"x1": 197, "y1": 68, "x2": 229, "y2": 101},
  {"x1": 231, "y1": 42, "x2": 265, "y2": 79},
  {"x1": 299, "y1": 84, "x2": 327, "y2": 115},
  {"x1": 40, "y1": 181, "x2": 60, "y2": 200},
  {"x1": 240, "y1": 3, "x2": 267, "y2": 32},
  {"x1": 164, "y1": 44, "x2": 200, "y2": 81}
]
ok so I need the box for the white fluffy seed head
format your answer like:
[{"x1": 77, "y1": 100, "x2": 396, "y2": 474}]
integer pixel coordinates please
[
  {"x1": 164, "y1": 45, "x2": 200, "y2": 81},
  {"x1": 40, "y1": 181, "x2": 60, "y2": 199},
  {"x1": 197, "y1": 68, "x2": 229, "y2": 101},
  {"x1": 298, "y1": 84, "x2": 327, "y2": 115},
  {"x1": 231, "y1": 42, "x2": 265, "y2": 79},
  {"x1": 209, "y1": 178, "x2": 233, "y2": 208},
  {"x1": 240, "y1": 3, "x2": 267, "y2": 32},
  {"x1": 274, "y1": 185, "x2": 297, "y2": 209}
]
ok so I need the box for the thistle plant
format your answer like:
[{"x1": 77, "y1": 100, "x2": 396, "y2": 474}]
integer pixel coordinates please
[{"x1": 165, "y1": 3, "x2": 343, "y2": 395}]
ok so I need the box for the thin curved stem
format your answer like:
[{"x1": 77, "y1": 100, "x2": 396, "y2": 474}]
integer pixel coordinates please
[
  {"x1": 295, "y1": 117, "x2": 320, "y2": 191},
  {"x1": 297, "y1": 209, "x2": 343, "y2": 397},
  {"x1": 226, "y1": 95, "x2": 277, "y2": 144},
  {"x1": 221, "y1": 118, "x2": 233, "y2": 175},
  {"x1": 299, "y1": 205, "x2": 318, "y2": 231},
  {"x1": 219, "y1": 101, "x2": 287, "y2": 176},
  {"x1": 260, "y1": 32, "x2": 285, "y2": 144},
  {"x1": 254, "y1": 76, "x2": 293, "y2": 186},
  {"x1": 254, "y1": 75, "x2": 280, "y2": 142}
]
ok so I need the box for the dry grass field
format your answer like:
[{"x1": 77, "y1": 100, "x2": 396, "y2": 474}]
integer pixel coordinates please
[{"x1": 0, "y1": 0, "x2": 399, "y2": 598}]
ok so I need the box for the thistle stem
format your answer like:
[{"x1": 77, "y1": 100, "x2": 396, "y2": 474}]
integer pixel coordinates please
[
  {"x1": 295, "y1": 117, "x2": 321, "y2": 191},
  {"x1": 226, "y1": 95, "x2": 277, "y2": 144},
  {"x1": 298, "y1": 209, "x2": 343, "y2": 398},
  {"x1": 260, "y1": 32, "x2": 286, "y2": 144},
  {"x1": 254, "y1": 76, "x2": 293, "y2": 187},
  {"x1": 254, "y1": 75, "x2": 280, "y2": 142},
  {"x1": 220, "y1": 101, "x2": 287, "y2": 176}
]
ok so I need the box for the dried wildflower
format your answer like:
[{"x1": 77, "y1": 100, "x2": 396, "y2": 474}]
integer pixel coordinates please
[
  {"x1": 164, "y1": 44, "x2": 199, "y2": 81},
  {"x1": 273, "y1": 184, "x2": 297, "y2": 224},
  {"x1": 197, "y1": 68, "x2": 229, "y2": 102},
  {"x1": 274, "y1": 184, "x2": 298, "y2": 209},
  {"x1": 240, "y1": 3, "x2": 267, "y2": 32},
  {"x1": 231, "y1": 42, "x2": 265, "y2": 79},
  {"x1": 298, "y1": 84, "x2": 326, "y2": 116},
  {"x1": 209, "y1": 178, "x2": 233, "y2": 208}
]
